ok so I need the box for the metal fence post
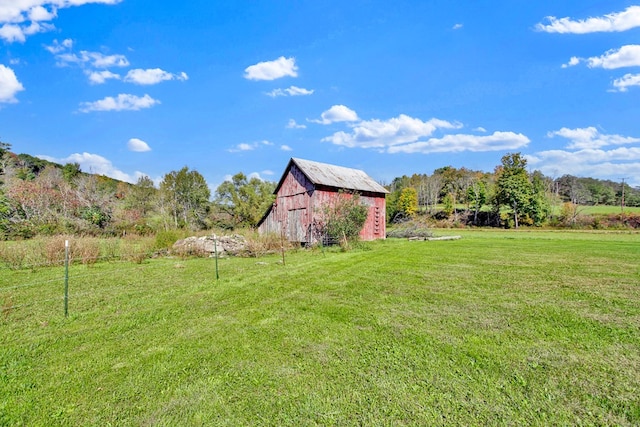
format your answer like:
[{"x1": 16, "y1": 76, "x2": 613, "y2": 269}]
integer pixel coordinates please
[{"x1": 64, "y1": 240, "x2": 69, "y2": 317}]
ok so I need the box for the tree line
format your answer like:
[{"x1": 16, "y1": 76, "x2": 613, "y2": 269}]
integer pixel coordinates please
[
  {"x1": 1, "y1": 141, "x2": 638, "y2": 240},
  {"x1": 387, "y1": 153, "x2": 639, "y2": 227}
]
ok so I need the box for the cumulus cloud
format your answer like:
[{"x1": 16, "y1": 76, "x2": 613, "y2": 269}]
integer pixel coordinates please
[
  {"x1": 528, "y1": 127, "x2": 640, "y2": 185},
  {"x1": 547, "y1": 127, "x2": 640, "y2": 149},
  {"x1": 127, "y1": 138, "x2": 151, "y2": 152},
  {"x1": 55, "y1": 50, "x2": 129, "y2": 68},
  {"x1": 87, "y1": 70, "x2": 120, "y2": 84},
  {"x1": 527, "y1": 148, "x2": 640, "y2": 185},
  {"x1": 37, "y1": 151, "x2": 142, "y2": 183},
  {"x1": 124, "y1": 68, "x2": 188, "y2": 85},
  {"x1": 228, "y1": 140, "x2": 273, "y2": 153},
  {"x1": 280, "y1": 145, "x2": 293, "y2": 151},
  {"x1": 452, "y1": 23, "x2": 463, "y2": 30},
  {"x1": 0, "y1": 0, "x2": 121, "y2": 43},
  {"x1": 266, "y1": 86, "x2": 314, "y2": 97},
  {"x1": 0, "y1": 64, "x2": 25, "y2": 103},
  {"x1": 244, "y1": 56, "x2": 298, "y2": 81},
  {"x1": 312, "y1": 105, "x2": 359, "y2": 124},
  {"x1": 387, "y1": 132, "x2": 530, "y2": 154},
  {"x1": 322, "y1": 113, "x2": 461, "y2": 149},
  {"x1": 316, "y1": 109, "x2": 530, "y2": 155},
  {"x1": 585, "y1": 45, "x2": 640, "y2": 69},
  {"x1": 286, "y1": 119, "x2": 306, "y2": 129},
  {"x1": 79, "y1": 93, "x2": 160, "y2": 112},
  {"x1": 45, "y1": 38, "x2": 73, "y2": 54},
  {"x1": 612, "y1": 73, "x2": 640, "y2": 92},
  {"x1": 536, "y1": 5, "x2": 640, "y2": 34}
]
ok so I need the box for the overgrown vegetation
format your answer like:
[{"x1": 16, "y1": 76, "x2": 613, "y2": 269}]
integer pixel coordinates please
[
  {"x1": 1, "y1": 230, "x2": 639, "y2": 425},
  {"x1": 319, "y1": 191, "x2": 369, "y2": 249}
]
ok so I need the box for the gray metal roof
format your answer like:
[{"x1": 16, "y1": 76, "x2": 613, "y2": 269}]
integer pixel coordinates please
[{"x1": 291, "y1": 158, "x2": 389, "y2": 194}]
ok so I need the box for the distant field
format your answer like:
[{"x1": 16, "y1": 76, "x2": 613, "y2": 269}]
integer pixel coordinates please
[
  {"x1": 1, "y1": 230, "x2": 639, "y2": 425},
  {"x1": 579, "y1": 205, "x2": 640, "y2": 214},
  {"x1": 440, "y1": 204, "x2": 640, "y2": 215}
]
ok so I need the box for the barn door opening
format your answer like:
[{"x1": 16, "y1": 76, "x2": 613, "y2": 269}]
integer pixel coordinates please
[{"x1": 287, "y1": 208, "x2": 307, "y2": 242}]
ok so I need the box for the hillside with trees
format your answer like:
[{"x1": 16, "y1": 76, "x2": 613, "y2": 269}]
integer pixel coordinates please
[{"x1": 0, "y1": 141, "x2": 638, "y2": 240}]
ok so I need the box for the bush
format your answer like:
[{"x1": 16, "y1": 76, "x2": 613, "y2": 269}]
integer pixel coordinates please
[{"x1": 154, "y1": 230, "x2": 183, "y2": 251}]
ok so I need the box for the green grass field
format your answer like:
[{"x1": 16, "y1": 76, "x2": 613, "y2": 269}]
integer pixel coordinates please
[{"x1": 2, "y1": 230, "x2": 639, "y2": 426}]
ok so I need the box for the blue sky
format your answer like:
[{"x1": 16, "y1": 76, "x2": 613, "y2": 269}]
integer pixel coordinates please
[{"x1": 2, "y1": 1, "x2": 640, "y2": 190}]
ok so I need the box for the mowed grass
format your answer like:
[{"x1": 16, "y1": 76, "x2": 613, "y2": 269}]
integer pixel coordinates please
[{"x1": 1, "y1": 230, "x2": 639, "y2": 426}]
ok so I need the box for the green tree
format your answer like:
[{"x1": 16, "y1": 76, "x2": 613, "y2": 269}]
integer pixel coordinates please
[
  {"x1": 214, "y1": 172, "x2": 275, "y2": 228},
  {"x1": 467, "y1": 180, "x2": 487, "y2": 225},
  {"x1": 528, "y1": 171, "x2": 551, "y2": 226},
  {"x1": 126, "y1": 176, "x2": 157, "y2": 216},
  {"x1": 160, "y1": 167, "x2": 211, "y2": 230},
  {"x1": 62, "y1": 163, "x2": 82, "y2": 183},
  {"x1": 442, "y1": 193, "x2": 454, "y2": 218},
  {"x1": 494, "y1": 153, "x2": 532, "y2": 228}
]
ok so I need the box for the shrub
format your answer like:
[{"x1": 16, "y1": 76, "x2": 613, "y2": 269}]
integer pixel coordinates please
[
  {"x1": 154, "y1": 230, "x2": 182, "y2": 251},
  {"x1": 320, "y1": 191, "x2": 368, "y2": 248}
]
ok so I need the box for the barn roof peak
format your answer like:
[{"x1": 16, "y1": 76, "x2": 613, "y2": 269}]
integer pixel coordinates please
[{"x1": 281, "y1": 157, "x2": 389, "y2": 194}]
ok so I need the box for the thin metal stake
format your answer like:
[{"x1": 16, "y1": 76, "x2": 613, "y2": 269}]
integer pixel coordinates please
[
  {"x1": 64, "y1": 240, "x2": 69, "y2": 318},
  {"x1": 214, "y1": 237, "x2": 219, "y2": 280}
]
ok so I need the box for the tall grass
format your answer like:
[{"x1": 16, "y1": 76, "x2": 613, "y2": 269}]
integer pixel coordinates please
[{"x1": 1, "y1": 230, "x2": 639, "y2": 425}]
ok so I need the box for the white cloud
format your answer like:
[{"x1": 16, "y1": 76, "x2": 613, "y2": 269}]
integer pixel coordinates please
[
  {"x1": 0, "y1": 1, "x2": 122, "y2": 43},
  {"x1": 45, "y1": 38, "x2": 73, "y2": 54},
  {"x1": 322, "y1": 114, "x2": 460, "y2": 149},
  {"x1": 266, "y1": 85, "x2": 314, "y2": 97},
  {"x1": 286, "y1": 119, "x2": 306, "y2": 129},
  {"x1": 127, "y1": 138, "x2": 151, "y2": 152},
  {"x1": 562, "y1": 56, "x2": 581, "y2": 68},
  {"x1": 612, "y1": 73, "x2": 640, "y2": 92},
  {"x1": 280, "y1": 145, "x2": 293, "y2": 151},
  {"x1": 228, "y1": 140, "x2": 273, "y2": 153},
  {"x1": 388, "y1": 132, "x2": 530, "y2": 154},
  {"x1": 244, "y1": 56, "x2": 298, "y2": 81},
  {"x1": 474, "y1": 127, "x2": 487, "y2": 133},
  {"x1": 586, "y1": 45, "x2": 640, "y2": 69},
  {"x1": 529, "y1": 127, "x2": 640, "y2": 185},
  {"x1": 124, "y1": 68, "x2": 188, "y2": 85},
  {"x1": 79, "y1": 93, "x2": 160, "y2": 112},
  {"x1": 37, "y1": 151, "x2": 140, "y2": 183},
  {"x1": 452, "y1": 23, "x2": 463, "y2": 30},
  {"x1": 0, "y1": 64, "x2": 25, "y2": 103},
  {"x1": 536, "y1": 5, "x2": 640, "y2": 34},
  {"x1": 527, "y1": 148, "x2": 640, "y2": 186},
  {"x1": 56, "y1": 50, "x2": 129, "y2": 68},
  {"x1": 87, "y1": 70, "x2": 120, "y2": 84},
  {"x1": 547, "y1": 127, "x2": 640, "y2": 149},
  {"x1": 312, "y1": 105, "x2": 359, "y2": 124}
]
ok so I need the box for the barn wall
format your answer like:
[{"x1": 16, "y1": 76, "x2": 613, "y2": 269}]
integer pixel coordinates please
[
  {"x1": 258, "y1": 164, "x2": 387, "y2": 242},
  {"x1": 258, "y1": 165, "x2": 315, "y2": 242},
  {"x1": 311, "y1": 188, "x2": 386, "y2": 241}
]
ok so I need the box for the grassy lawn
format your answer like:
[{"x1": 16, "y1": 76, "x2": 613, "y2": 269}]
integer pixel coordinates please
[{"x1": 1, "y1": 230, "x2": 639, "y2": 425}]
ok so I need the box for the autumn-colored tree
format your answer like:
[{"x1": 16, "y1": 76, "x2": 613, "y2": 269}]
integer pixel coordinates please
[{"x1": 397, "y1": 187, "x2": 418, "y2": 217}]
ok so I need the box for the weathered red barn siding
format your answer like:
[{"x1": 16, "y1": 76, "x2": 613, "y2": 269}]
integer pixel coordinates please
[
  {"x1": 258, "y1": 158, "x2": 388, "y2": 243},
  {"x1": 311, "y1": 186, "x2": 386, "y2": 241},
  {"x1": 259, "y1": 164, "x2": 314, "y2": 241}
]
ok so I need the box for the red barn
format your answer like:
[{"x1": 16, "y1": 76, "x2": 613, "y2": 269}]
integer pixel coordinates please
[{"x1": 257, "y1": 158, "x2": 388, "y2": 244}]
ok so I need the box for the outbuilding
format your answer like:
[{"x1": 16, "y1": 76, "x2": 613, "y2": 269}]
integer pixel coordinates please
[{"x1": 257, "y1": 158, "x2": 388, "y2": 244}]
